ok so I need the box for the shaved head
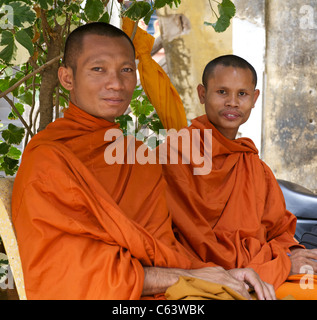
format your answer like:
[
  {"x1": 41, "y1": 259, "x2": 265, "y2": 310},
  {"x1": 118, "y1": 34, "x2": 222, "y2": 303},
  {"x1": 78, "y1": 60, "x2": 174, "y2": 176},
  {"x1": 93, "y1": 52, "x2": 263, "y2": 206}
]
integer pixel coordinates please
[
  {"x1": 202, "y1": 55, "x2": 257, "y2": 88},
  {"x1": 63, "y1": 22, "x2": 135, "y2": 74}
]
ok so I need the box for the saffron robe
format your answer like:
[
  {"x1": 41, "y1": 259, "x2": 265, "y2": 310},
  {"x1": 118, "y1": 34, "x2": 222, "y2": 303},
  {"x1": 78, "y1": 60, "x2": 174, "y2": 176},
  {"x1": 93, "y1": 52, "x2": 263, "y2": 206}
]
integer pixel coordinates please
[
  {"x1": 161, "y1": 115, "x2": 301, "y2": 290},
  {"x1": 12, "y1": 103, "x2": 205, "y2": 300}
]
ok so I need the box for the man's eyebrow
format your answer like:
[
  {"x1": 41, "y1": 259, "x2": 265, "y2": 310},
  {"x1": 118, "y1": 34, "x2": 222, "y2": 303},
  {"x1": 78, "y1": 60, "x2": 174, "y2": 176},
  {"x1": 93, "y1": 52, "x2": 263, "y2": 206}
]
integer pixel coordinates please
[
  {"x1": 216, "y1": 86, "x2": 253, "y2": 91},
  {"x1": 83, "y1": 57, "x2": 135, "y2": 66}
]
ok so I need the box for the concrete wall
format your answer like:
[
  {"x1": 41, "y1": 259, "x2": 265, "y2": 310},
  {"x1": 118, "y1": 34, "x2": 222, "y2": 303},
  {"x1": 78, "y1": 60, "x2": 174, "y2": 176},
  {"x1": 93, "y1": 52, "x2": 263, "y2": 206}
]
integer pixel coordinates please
[
  {"x1": 263, "y1": 0, "x2": 317, "y2": 192},
  {"x1": 233, "y1": 0, "x2": 265, "y2": 153}
]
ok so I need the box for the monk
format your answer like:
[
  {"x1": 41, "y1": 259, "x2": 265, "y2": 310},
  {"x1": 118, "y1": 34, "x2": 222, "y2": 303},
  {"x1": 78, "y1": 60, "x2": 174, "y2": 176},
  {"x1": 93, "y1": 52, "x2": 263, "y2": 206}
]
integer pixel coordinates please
[
  {"x1": 158, "y1": 54, "x2": 317, "y2": 299},
  {"x1": 11, "y1": 23, "x2": 274, "y2": 300}
]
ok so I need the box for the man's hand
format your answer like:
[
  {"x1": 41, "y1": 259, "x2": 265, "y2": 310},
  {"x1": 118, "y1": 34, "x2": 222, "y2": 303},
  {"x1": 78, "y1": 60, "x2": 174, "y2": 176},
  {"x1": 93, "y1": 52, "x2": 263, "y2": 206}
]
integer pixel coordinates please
[
  {"x1": 289, "y1": 248, "x2": 317, "y2": 275},
  {"x1": 227, "y1": 268, "x2": 276, "y2": 300},
  {"x1": 143, "y1": 266, "x2": 276, "y2": 300},
  {"x1": 188, "y1": 267, "x2": 275, "y2": 300}
]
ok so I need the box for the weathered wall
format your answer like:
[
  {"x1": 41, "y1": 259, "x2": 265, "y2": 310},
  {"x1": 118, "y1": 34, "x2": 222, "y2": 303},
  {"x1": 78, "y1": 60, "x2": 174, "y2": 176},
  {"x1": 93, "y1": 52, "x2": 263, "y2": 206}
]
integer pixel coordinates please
[
  {"x1": 263, "y1": 0, "x2": 317, "y2": 192},
  {"x1": 232, "y1": 0, "x2": 266, "y2": 152},
  {"x1": 157, "y1": 0, "x2": 233, "y2": 120}
]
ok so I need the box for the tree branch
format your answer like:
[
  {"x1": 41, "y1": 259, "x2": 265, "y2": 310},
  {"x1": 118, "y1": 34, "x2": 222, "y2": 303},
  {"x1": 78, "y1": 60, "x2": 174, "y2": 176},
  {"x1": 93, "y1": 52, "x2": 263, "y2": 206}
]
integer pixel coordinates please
[
  {"x1": 0, "y1": 54, "x2": 63, "y2": 99},
  {"x1": 0, "y1": 92, "x2": 34, "y2": 138},
  {"x1": 130, "y1": 19, "x2": 140, "y2": 41}
]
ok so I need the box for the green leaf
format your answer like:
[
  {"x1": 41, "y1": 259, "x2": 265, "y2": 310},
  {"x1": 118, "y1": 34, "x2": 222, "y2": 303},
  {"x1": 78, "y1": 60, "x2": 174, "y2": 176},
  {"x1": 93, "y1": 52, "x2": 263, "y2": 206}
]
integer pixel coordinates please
[
  {"x1": 15, "y1": 29, "x2": 34, "y2": 56},
  {"x1": 154, "y1": 0, "x2": 167, "y2": 9},
  {"x1": 0, "y1": 76, "x2": 10, "y2": 92},
  {"x1": 132, "y1": 87, "x2": 143, "y2": 100},
  {"x1": 2, "y1": 123, "x2": 25, "y2": 145},
  {"x1": 7, "y1": 146, "x2": 21, "y2": 160},
  {"x1": 1, "y1": 156, "x2": 19, "y2": 175},
  {"x1": 138, "y1": 114, "x2": 150, "y2": 125},
  {"x1": 205, "y1": 14, "x2": 230, "y2": 33},
  {"x1": 140, "y1": 98, "x2": 154, "y2": 116},
  {"x1": 0, "y1": 30, "x2": 32, "y2": 65},
  {"x1": 155, "y1": 0, "x2": 181, "y2": 9},
  {"x1": 149, "y1": 117, "x2": 164, "y2": 134},
  {"x1": 11, "y1": 102, "x2": 25, "y2": 119},
  {"x1": 115, "y1": 114, "x2": 133, "y2": 135},
  {"x1": 98, "y1": 11, "x2": 110, "y2": 23},
  {"x1": 219, "y1": 0, "x2": 236, "y2": 19},
  {"x1": 124, "y1": 1, "x2": 151, "y2": 21},
  {"x1": 130, "y1": 99, "x2": 142, "y2": 117},
  {"x1": 144, "y1": 9, "x2": 154, "y2": 25},
  {"x1": 18, "y1": 91, "x2": 33, "y2": 106},
  {"x1": 205, "y1": 0, "x2": 235, "y2": 33},
  {"x1": 84, "y1": 0, "x2": 104, "y2": 21},
  {"x1": 0, "y1": 142, "x2": 10, "y2": 155},
  {"x1": 36, "y1": 0, "x2": 53, "y2": 10},
  {"x1": 0, "y1": 31, "x2": 15, "y2": 64},
  {"x1": 66, "y1": 3, "x2": 81, "y2": 14},
  {"x1": 3, "y1": 1, "x2": 37, "y2": 29}
]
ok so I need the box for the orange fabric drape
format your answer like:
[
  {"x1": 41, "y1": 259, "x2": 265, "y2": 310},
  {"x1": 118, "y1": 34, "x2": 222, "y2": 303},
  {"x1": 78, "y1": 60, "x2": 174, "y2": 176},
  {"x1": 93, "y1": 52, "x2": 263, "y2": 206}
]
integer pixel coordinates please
[
  {"x1": 12, "y1": 103, "x2": 204, "y2": 300},
  {"x1": 122, "y1": 18, "x2": 187, "y2": 131},
  {"x1": 276, "y1": 274, "x2": 317, "y2": 300},
  {"x1": 161, "y1": 115, "x2": 302, "y2": 290},
  {"x1": 123, "y1": 17, "x2": 317, "y2": 300}
]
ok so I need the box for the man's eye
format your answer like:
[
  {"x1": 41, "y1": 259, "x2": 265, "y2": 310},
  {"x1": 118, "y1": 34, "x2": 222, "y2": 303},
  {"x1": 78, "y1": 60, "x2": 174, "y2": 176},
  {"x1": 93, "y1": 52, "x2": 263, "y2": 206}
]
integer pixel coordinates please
[
  {"x1": 122, "y1": 67, "x2": 134, "y2": 73},
  {"x1": 218, "y1": 90, "x2": 226, "y2": 95},
  {"x1": 239, "y1": 92, "x2": 247, "y2": 96},
  {"x1": 92, "y1": 67, "x2": 103, "y2": 72}
]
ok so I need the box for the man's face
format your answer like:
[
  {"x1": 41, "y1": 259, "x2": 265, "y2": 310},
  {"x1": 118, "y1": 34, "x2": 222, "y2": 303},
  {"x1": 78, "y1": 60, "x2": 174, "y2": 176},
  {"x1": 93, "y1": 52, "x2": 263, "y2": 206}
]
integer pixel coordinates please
[
  {"x1": 197, "y1": 65, "x2": 260, "y2": 140},
  {"x1": 59, "y1": 34, "x2": 137, "y2": 122}
]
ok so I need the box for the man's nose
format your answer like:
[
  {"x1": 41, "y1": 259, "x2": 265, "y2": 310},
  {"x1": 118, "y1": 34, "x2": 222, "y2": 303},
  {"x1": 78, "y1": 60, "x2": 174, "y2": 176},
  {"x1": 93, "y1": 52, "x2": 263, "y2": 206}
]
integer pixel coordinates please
[
  {"x1": 225, "y1": 93, "x2": 239, "y2": 107},
  {"x1": 105, "y1": 71, "x2": 124, "y2": 90}
]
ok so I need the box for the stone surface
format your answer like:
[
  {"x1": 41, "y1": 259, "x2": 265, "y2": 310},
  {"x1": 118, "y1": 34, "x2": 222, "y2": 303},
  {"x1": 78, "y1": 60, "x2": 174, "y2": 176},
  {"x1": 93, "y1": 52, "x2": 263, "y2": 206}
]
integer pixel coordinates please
[{"x1": 264, "y1": 0, "x2": 317, "y2": 192}]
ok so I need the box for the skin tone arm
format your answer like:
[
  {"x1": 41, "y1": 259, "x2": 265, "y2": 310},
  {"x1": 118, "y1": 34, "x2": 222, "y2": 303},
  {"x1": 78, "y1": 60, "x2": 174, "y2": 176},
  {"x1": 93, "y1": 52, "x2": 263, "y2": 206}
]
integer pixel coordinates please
[
  {"x1": 142, "y1": 266, "x2": 276, "y2": 300},
  {"x1": 289, "y1": 248, "x2": 317, "y2": 275}
]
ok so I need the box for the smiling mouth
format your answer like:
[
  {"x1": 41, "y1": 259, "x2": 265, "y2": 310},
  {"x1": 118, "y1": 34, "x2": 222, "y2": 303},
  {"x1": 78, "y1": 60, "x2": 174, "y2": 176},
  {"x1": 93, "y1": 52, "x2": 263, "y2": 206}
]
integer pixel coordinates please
[{"x1": 221, "y1": 110, "x2": 242, "y2": 120}]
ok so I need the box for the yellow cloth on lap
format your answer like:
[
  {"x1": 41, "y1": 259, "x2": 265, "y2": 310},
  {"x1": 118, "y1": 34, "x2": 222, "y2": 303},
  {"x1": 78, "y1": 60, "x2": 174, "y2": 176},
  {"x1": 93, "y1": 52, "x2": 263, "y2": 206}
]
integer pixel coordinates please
[{"x1": 165, "y1": 277, "x2": 247, "y2": 300}]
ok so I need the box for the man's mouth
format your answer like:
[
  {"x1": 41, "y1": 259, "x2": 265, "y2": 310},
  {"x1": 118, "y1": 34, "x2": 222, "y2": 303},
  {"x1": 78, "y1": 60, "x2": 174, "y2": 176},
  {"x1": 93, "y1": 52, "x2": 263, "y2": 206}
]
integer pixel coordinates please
[
  {"x1": 221, "y1": 110, "x2": 242, "y2": 120},
  {"x1": 103, "y1": 98, "x2": 124, "y2": 105}
]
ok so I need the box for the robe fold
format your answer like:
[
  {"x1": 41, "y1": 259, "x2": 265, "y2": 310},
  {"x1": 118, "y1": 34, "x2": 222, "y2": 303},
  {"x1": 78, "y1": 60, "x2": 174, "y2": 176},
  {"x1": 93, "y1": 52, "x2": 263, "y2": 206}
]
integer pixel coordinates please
[
  {"x1": 161, "y1": 115, "x2": 302, "y2": 290},
  {"x1": 12, "y1": 103, "x2": 205, "y2": 300}
]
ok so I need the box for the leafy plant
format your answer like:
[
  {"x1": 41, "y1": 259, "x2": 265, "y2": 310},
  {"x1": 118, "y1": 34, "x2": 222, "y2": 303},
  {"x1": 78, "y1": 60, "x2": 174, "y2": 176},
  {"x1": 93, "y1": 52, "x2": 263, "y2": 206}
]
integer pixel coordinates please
[
  {"x1": 0, "y1": 252, "x2": 9, "y2": 285},
  {"x1": 116, "y1": 86, "x2": 165, "y2": 149},
  {"x1": 0, "y1": 123, "x2": 24, "y2": 175},
  {"x1": 205, "y1": 0, "x2": 236, "y2": 32}
]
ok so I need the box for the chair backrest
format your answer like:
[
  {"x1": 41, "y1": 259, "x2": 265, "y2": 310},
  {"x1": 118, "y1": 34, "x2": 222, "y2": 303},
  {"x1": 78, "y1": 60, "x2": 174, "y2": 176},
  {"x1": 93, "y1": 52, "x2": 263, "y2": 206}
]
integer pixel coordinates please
[{"x1": 0, "y1": 177, "x2": 27, "y2": 300}]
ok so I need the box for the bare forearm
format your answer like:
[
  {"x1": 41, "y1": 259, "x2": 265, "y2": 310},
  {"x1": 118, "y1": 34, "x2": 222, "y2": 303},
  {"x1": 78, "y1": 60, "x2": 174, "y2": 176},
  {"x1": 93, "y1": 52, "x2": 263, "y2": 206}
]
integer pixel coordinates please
[{"x1": 142, "y1": 267, "x2": 191, "y2": 296}]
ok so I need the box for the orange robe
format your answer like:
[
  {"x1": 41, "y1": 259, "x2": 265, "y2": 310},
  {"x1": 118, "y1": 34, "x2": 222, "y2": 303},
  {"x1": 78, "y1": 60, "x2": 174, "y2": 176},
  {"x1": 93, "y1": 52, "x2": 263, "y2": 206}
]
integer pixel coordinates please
[
  {"x1": 128, "y1": 20, "x2": 317, "y2": 298},
  {"x1": 160, "y1": 115, "x2": 302, "y2": 290},
  {"x1": 12, "y1": 103, "x2": 204, "y2": 300}
]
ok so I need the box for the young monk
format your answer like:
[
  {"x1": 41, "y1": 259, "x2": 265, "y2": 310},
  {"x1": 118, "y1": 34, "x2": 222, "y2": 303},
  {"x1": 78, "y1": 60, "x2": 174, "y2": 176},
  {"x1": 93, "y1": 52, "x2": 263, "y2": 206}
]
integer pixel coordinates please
[
  {"x1": 11, "y1": 23, "x2": 274, "y2": 300},
  {"x1": 159, "y1": 55, "x2": 317, "y2": 300}
]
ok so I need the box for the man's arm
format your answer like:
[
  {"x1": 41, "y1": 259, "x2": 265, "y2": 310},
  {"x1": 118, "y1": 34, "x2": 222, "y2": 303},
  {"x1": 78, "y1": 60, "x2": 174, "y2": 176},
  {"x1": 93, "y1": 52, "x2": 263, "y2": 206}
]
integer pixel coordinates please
[
  {"x1": 143, "y1": 266, "x2": 276, "y2": 300},
  {"x1": 289, "y1": 248, "x2": 317, "y2": 275}
]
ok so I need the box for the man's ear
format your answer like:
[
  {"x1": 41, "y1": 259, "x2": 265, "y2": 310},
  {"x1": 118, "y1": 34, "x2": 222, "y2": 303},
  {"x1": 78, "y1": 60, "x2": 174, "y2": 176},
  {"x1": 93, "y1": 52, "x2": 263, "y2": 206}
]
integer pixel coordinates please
[
  {"x1": 252, "y1": 89, "x2": 260, "y2": 108},
  {"x1": 197, "y1": 84, "x2": 206, "y2": 104},
  {"x1": 58, "y1": 66, "x2": 74, "y2": 91}
]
